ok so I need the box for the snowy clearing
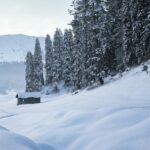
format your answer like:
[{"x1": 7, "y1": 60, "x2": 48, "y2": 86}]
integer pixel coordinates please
[{"x1": 0, "y1": 62, "x2": 150, "y2": 150}]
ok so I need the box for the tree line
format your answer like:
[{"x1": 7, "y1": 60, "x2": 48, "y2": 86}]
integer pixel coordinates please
[{"x1": 25, "y1": 0, "x2": 150, "y2": 92}]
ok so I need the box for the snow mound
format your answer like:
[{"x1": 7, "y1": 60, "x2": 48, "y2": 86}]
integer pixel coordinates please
[
  {"x1": 0, "y1": 126, "x2": 55, "y2": 150},
  {"x1": 0, "y1": 126, "x2": 41, "y2": 150}
]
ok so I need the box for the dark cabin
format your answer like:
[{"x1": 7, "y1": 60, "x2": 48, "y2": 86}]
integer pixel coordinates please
[{"x1": 16, "y1": 92, "x2": 41, "y2": 105}]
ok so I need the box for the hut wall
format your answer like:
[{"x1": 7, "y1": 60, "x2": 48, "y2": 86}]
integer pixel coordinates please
[{"x1": 17, "y1": 97, "x2": 41, "y2": 105}]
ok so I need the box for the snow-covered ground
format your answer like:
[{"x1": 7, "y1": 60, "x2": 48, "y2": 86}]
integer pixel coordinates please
[
  {"x1": 0, "y1": 63, "x2": 150, "y2": 150},
  {"x1": 0, "y1": 126, "x2": 50, "y2": 150}
]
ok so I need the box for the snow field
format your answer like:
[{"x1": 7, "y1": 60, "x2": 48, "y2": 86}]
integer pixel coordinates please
[{"x1": 0, "y1": 63, "x2": 150, "y2": 150}]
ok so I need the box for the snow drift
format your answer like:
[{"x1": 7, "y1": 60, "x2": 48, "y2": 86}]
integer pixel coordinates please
[
  {"x1": 0, "y1": 126, "x2": 55, "y2": 150},
  {"x1": 0, "y1": 126, "x2": 41, "y2": 150}
]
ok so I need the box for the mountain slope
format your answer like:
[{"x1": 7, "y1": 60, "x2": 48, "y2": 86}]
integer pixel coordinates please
[
  {"x1": 0, "y1": 62, "x2": 25, "y2": 94},
  {"x1": 0, "y1": 34, "x2": 45, "y2": 62},
  {"x1": 0, "y1": 62, "x2": 150, "y2": 150}
]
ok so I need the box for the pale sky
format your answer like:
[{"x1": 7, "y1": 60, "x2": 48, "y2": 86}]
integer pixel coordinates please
[{"x1": 0, "y1": 0, "x2": 73, "y2": 36}]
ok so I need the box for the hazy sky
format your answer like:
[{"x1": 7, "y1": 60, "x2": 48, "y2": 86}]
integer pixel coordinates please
[{"x1": 0, "y1": 0, "x2": 73, "y2": 36}]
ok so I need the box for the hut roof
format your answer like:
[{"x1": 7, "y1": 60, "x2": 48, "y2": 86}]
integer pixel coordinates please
[{"x1": 17, "y1": 92, "x2": 41, "y2": 98}]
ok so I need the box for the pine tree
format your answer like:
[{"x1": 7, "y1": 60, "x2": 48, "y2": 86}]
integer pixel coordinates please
[
  {"x1": 33, "y1": 38, "x2": 44, "y2": 91},
  {"x1": 131, "y1": 0, "x2": 150, "y2": 64},
  {"x1": 105, "y1": 0, "x2": 123, "y2": 73},
  {"x1": 122, "y1": 0, "x2": 136, "y2": 67},
  {"x1": 87, "y1": 0, "x2": 107, "y2": 85},
  {"x1": 142, "y1": 5, "x2": 150, "y2": 61},
  {"x1": 52, "y1": 28, "x2": 64, "y2": 83},
  {"x1": 45, "y1": 34, "x2": 53, "y2": 85},
  {"x1": 63, "y1": 29, "x2": 74, "y2": 87},
  {"x1": 71, "y1": 0, "x2": 91, "y2": 88},
  {"x1": 71, "y1": 1, "x2": 85, "y2": 89},
  {"x1": 25, "y1": 51, "x2": 34, "y2": 92}
]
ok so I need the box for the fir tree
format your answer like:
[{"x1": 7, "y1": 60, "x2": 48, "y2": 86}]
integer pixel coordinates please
[
  {"x1": 71, "y1": 4, "x2": 84, "y2": 89},
  {"x1": 71, "y1": 0, "x2": 91, "y2": 88},
  {"x1": 63, "y1": 29, "x2": 74, "y2": 87},
  {"x1": 87, "y1": 0, "x2": 107, "y2": 85},
  {"x1": 122, "y1": 0, "x2": 135, "y2": 67},
  {"x1": 105, "y1": 0, "x2": 122, "y2": 73},
  {"x1": 25, "y1": 51, "x2": 34, "y2": 92},
  {"x1": 131, "y1": 0, "x2": 150, "y2": 63},
  {"x1": 33, "y1": 38, "x2": 44, "y2": 91},
  {"x1": 45, "y1": 34, "x2": 53, "y2": 85},
  {"x1": 52, "y1": 28, "x2": 64, "y2": 83}
]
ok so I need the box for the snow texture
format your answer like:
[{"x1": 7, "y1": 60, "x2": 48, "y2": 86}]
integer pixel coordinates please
[
  {"x1": 0, "y1": 62, "x2": 150, "y2": 150},
  {"x1": 0, "y1": 126, "x2": 41, "y2": 150}
]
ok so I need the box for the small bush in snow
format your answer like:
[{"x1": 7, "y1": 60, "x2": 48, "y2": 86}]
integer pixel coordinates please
[{"x1": 142, "y1": 65, "x2": 148, "y2": 74}]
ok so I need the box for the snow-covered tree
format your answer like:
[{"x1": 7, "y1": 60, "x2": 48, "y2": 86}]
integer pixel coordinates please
[
  {"x1": 52, "y1": 28, "x2": 64, "y2": 83},
  {"x1": 70, "y1": 2, "x2": 84, "y2": 89},
  {"x1": 33, "y1": 38, "x2": 44, "y2": 91},
  {"x1": 25, "y1": 51, "x2": 34, "y2": 92},
  {"x1": 122, "y1": 0, "x2": 136, "y2": 67},
  {"x1": 87, "y1": 0, "x2": 107, "y2": 85},
  {"x1": 45, "y1": 34, "x2": 53, "y2": 85},
  {"x1": 63, "y1": 29, "x2": 74, "y2": 87},
  {"x1": 24, "y1": 0, "x2": 150, "y2": 92},
  {"x1": 105, "y1": 0, "x2": 122, "y2": 72},
  {"x1": 71, "y1": 0, "x2": 108, "y2": 87},
  {"x1": 131, "y1": 0, "x2": 150, "y2": 64}
]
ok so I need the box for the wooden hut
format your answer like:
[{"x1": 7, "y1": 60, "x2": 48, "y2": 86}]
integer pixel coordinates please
[{"x1": 16, "y1": 92, "x2": 41, "y2": 105}]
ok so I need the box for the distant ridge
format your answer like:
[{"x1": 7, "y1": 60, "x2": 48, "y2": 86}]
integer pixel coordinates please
[{"x1": 0, "y1": 34, "x2": 45, "y2": 62}]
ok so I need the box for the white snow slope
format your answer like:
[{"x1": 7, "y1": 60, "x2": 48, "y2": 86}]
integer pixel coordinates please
[
  {"x1": 0, "y1": 126, "x2": 42, "y2": 150},
  {"x1": 0, "y1": 62, "x2": 25, "y2": 94},
  {"x1": 0, "y1": 62, "x2": 150, "y2": 150},
  {"x1": 0, "y1": 34, "x2": 44, "y2": 62}
]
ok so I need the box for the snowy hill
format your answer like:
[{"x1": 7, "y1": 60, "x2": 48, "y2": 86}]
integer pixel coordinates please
[
  {"x1": 0, "y1": 34, "x2": 45, "y2": 62},
  {"x1": 0, "y1": 62, "x2": 150, "y2": 150},
  {"x1": 0, "y1": 62, "x2": 25, "y2": 94},
  {"x1": 0, "y1": 126, "x2": 54, "y2": 150}
]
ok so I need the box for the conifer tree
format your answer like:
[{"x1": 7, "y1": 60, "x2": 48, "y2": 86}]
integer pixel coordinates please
[
  {"x1": 105, "y1": 0, "x2": 122, "y2": 73},
  {"x1": 33, "y1": 38, "x2": 44, "y2": 91},
  {"x1": 52, "y1": 28, "x2": 64, "y2": 83},
  {"x1": 122, "y1": 0, "x2": 135, "y2": 67},
  {"x1": 131, "y1": 0, "x2": 150, "y2": 64},
  {"x1": 45, "y1": 34, "x2": 53, "y2": 85},
  {"x1": 25, "y1": 51, "x2": 34, "y2": 92},
  {"x1": 71, "y1": 3, "x2": 84, "y2": 89},
  {"x1": 63, "y1": 29, "x2": 74, "y2": 87},
  {"x1": 87, "y1": 0, "x2": 107, "y2": 85},
  {"x1": 71, "y1": 0, "x2": 91, "y2": 88}
]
